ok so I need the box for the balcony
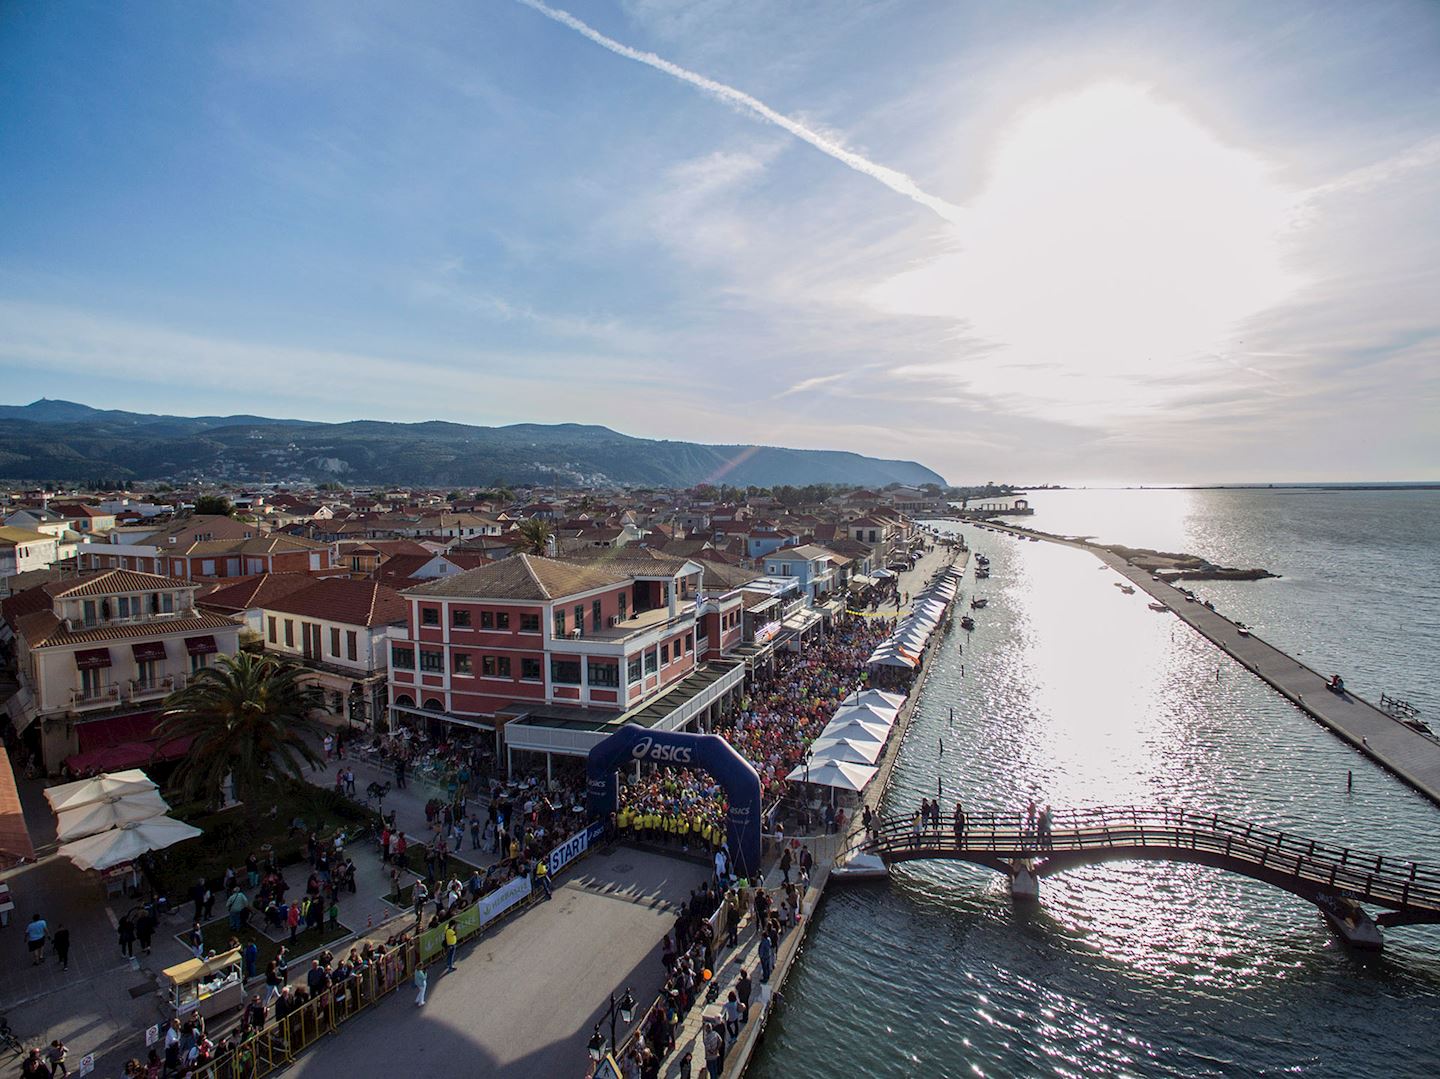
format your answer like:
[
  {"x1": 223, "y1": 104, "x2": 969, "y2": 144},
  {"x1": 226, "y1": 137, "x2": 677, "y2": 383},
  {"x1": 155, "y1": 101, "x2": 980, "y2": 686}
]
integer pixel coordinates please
[{"x1": 549, "y1": 601, "x2": 698, "y2": 653}]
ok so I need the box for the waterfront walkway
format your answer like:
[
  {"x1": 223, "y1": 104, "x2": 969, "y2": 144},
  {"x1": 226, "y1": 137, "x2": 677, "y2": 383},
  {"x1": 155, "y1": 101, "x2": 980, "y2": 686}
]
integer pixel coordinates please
[{"x1": 980, "y1": 523, "x2": 1440, "y2": 807}]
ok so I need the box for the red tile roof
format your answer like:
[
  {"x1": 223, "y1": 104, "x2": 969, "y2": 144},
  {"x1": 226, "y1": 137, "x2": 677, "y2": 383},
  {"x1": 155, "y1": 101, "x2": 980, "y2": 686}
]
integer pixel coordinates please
[
  {"x1": 260, "y1": 578, "x2": 409, "y2": 627},
  {"x1": 199, "y1": 573, "x2": 319, "y2": 613}
]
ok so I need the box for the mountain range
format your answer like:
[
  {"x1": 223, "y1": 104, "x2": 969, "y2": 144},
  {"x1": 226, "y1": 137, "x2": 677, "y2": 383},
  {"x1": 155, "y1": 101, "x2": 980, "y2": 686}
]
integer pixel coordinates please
[{"x1": 0, "y1": 400, "x2": 945, "y2": 488}]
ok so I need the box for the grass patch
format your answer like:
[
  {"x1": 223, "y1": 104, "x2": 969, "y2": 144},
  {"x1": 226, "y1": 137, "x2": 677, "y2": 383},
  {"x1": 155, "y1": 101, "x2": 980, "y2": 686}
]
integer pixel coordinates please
[
  {"x1": 181, "y1": 916, "x2": 353, "y2": 973},
  {"x1": 148, "y1": 779, "x2": 376, "y2": 902}
]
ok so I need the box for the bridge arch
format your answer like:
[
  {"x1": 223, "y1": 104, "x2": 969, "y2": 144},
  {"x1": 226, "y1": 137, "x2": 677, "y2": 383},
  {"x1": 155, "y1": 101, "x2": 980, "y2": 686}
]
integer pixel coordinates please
[{"x1": 587, "y1": 724, "x2": 763, "y2": 877}]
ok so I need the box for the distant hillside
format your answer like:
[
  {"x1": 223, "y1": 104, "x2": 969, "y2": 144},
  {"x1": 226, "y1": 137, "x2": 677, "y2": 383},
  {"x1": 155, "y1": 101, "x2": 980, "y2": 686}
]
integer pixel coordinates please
[{"x1": 0, "y1": 400, "x2": 946, "y2": 488}]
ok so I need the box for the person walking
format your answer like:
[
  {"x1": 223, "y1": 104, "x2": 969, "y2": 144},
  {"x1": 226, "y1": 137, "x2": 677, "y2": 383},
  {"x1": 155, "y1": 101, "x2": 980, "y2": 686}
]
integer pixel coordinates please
[
  {"x1": 117, "y1": 912, "x2": 135, "y2": 959},
  {"x1": 535, "y1": 858, "x2": 552, "y2": 900},
  {"x1": 46, "y1": 1040, "x2": 68, "y2": 1077},
  {"x1": 702, "y1": 1023, "x2": 723, "y2": 1079},
  {"x1": 469, "y1": 816, "x2": 481, "y2": 851},
  {"x1": 51, "y1": 923, "x2": 70, "y2": 972},
  {"x1": 779, "y1": 846, "x2": 792, "y2": 885},
  {"x1": 758, "y1": 932, "x2": 774, "y2": 983},
  {"x1": 444, "y1": 923, "x2": 458, "y2": 973},
  {"x1": 953, "y1": 801, "x2": 967, "y2": 842},
  {"x1": 413, "y1": 966, "x2": 427, "y2": 1007},
  {"x1": 25, "y1": 912, "x2": 48, "y2": 965},
  {"x1": 226, "y1": 887, "x2": 249, "y2": 931},
  {"x1": 135, "y1": 908, "x2": 156, "y2": 956}
]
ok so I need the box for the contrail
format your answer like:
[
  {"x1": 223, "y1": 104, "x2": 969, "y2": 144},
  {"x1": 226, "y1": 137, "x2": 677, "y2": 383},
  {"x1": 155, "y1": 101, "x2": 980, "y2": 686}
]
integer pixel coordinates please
[{"x1": 514, "y1": 0, "x2": 967, "y2": 227}]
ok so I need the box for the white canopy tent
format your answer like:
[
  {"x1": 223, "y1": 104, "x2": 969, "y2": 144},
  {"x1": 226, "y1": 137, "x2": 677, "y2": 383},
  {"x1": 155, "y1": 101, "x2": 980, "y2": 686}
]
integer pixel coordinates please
[
  {"x1": 44, "y1": 769, "x2": 157, "y2": 814},
  {"x1": 58, "y1": 816, "x2": 202, "y2": 872},
  {"x1": 785, "y1": 759, "x2": 877, "y2": 792},
  {"x1": 55, "y1": 789, "x2": 171, "y2": 843}
]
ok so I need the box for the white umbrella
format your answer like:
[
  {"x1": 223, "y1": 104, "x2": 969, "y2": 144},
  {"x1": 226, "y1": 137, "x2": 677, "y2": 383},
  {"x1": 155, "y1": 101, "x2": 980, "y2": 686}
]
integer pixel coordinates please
[
  {"x1": 55, "y1": 789, "x2": 171, "y2": 843},
  {"x1": 45, "y1": 769, "x2": 157, "y2": 814},
  {"x1": 831, "y1": 702, "x2": 898, "y2": 729},
  {"x1": 59, "y1": 816, "x2": 202, "y2": 872},
  {"x1": 809, "y1": 736, "x2": 884, "y2": 765},
  {"x1": 820, "y1": 717, "x2": 890, "y2": 744},
  {"x1": 785, "y1": 759, "x2": 877, "y2": 792},
  {"x1": 840, "y1": 688, "x2": 905, "y2": 713}
]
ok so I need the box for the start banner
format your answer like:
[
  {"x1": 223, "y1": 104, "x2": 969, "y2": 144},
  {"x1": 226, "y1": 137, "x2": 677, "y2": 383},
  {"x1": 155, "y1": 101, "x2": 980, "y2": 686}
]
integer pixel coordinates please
[{"x1": 546, "y1": 820, "x2": 606, "y2": 877}]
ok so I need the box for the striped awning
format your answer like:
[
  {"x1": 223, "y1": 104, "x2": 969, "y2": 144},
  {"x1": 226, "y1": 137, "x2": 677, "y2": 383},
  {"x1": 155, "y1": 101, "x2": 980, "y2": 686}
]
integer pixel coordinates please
[
  {"x1": 131, "y1": 641, "x2": 167, "y2": 662},
  {"x1": 185, "y1": 635, "x2": 218, "y2": 656},
  {"x1": 74, "y1": 648, "x2": 112, "y2": 670}
]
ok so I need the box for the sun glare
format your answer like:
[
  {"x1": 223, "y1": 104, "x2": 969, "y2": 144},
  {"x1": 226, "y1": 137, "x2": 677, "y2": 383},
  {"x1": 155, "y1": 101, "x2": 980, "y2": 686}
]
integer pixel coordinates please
[{"x1": 870, "y1": 83, "x2": 1301, "y2": 418}]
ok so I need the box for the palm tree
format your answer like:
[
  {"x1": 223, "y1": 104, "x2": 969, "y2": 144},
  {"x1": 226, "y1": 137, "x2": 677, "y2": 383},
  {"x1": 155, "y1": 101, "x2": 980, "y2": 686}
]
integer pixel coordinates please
[
  {"x1": 155, "y1": 653, "x2": 323, "y2": 818},
  {"x1": 516, "y1": 517, "x2": 554, "y2": 556}
]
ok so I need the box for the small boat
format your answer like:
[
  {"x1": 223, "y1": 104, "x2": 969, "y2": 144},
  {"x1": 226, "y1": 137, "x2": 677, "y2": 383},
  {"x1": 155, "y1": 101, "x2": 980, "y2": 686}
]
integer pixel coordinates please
[
  {"x1": 971, "y1": 598, "x2": 988, "y2": 609},
  {"x1": 975, "y1": 568, "x2": 990, "y2": 579},
  {"x1": 1236, "y1": 623, "x2": 1251, "y2": 637},
  {"x1": 1148, "y1": 602, "x2": 1168, "y2": 612},
  {"x1": 1403, "y1": 717, "x2": 1433, "y2": 735},
  {"x1": 1113, "y1": 582, "x2": 1135, "y2": 595},
  {"x1": 960, "y1": 615, "x2": 975, "y2": 631}
]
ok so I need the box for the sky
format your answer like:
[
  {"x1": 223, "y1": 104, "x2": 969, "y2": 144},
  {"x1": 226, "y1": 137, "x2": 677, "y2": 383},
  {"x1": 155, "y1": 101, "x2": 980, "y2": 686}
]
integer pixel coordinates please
[{"x1": 1, "y1": 0, "x2": 1437, "y2": 485}]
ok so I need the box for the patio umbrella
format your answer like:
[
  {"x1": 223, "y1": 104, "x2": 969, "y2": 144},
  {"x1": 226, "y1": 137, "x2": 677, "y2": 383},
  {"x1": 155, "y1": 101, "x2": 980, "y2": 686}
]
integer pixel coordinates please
[
  {"x1": 44, "y1": 769, "x2": 157, "y2": 814},
  {"x1": 808, "y1": 736, "x2": 884, "y2": 765},
  {"x1": 58, "y1": 816, "x2": 202, "y2": 872},
  {"x1": 840, "y1": 688, "x2": 906, "y2": 713},
  {"x1": 55, "y1": 789, "x2": 171, "y2": 843},
  {"x1": 831, "y1": 702, "x2": 899, "y2": 729},
  {"x1": 785, "y1": 759, "x2": 877, "y2": 792},
  {"x1": 820, "y1": 717, "x2": 890, "y2": 744}
]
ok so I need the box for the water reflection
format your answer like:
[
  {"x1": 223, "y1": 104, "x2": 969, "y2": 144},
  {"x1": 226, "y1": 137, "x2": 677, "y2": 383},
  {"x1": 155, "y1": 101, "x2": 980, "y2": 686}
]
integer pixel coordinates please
[{"x1": 753, "y1": 520, "x2": 1440, "y2": 1079}]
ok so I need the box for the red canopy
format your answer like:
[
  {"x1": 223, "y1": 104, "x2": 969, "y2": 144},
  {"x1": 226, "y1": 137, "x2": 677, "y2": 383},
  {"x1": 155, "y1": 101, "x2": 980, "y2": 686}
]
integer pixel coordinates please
[
  {"x1": 74, "y1": 648, "x2": 112, "y2": 670},
  {"x1": 63, "y1": 735, "x2": 193, "y2": 777}
]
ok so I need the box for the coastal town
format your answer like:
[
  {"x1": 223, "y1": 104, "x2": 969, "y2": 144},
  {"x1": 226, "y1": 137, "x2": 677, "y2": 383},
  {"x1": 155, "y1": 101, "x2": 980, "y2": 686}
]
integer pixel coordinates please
[{"x1": 0, "y1": 480, "x2": 968, "y2": 1077}]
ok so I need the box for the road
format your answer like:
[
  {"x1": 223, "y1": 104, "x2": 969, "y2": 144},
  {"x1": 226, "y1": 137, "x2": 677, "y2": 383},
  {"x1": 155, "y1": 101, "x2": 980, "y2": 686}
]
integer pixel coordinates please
[{"x1": 284, "y1": 845, "x2": 707, "y2": 1078}]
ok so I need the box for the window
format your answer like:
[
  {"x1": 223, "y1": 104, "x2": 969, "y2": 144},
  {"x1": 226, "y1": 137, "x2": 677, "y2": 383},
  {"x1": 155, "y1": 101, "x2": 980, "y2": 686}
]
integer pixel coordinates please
[
  {"x1": 551, "y1": 658, "x2": 582, "y2": 684},
  {"x1": 644, "y1": 650, "x2": 658, "y2": 675},
  {"x1": 392, "y1": 647, "x2": 415, "y2": 670},
  {"x1": 161, "y1": 593, "x2": 174, "y2": 613},
  {"x1": 479, "y1": 610, "x2": 493, "y2": 629},
  {"x1": 482, "y1": 655, "x2": 512, "y2": 678},
  {"x1": 81, "y1": 667, "x2": 104, "y2": 699},
  {"x1": 284, "y1": 620, "x2": 295, "y2": 647},
  {"x1": 661, "y1": 643, "x2": 670, "y2": 665},
  {"x1": 136, "y1": 659, "x2": 158, "y2": 690},
  {"x1": 117, "y1": 596, "x2": 132, "y2": 618},
  {"x1": 268, "y1": 616, "x2": 277, "y2": 644},
  {"x1": 496, "y1": 611, "x2": 510, "y2": 630},
  {"x1": 521, "y1": 658, "x2": 542, "y2": 681},
  {"x1": 346, "y1": 631, "x2": 358, "y2": 661},
  {"x1": 592, "y1": 599, "x2": 603, "y2": 629},
  {"x1": 83, "y1": 600, "x2": 97, "y2": 627},
  {"x1": 190, "y1": 653, "x2": 208, "y2": 673},
  {"x1": 421, "y1": 607, "x2": 439, "y2": 626},
  {"x1": 627, "y1": 656, "x2": 642, "y2": 682},
  {"x1": 618, "y1": 593, "x2": 628, "y2": 621},
  {"x1": 685, "y1": 633, "x2": 694, "y2": 653},
  {"x1": 519, "y1": 613, "x2": 540, "y2": 633},
  {"x1": 588, "y1": 660, "x2": 618, "y2": 688},
  {"x1": 574, "y1": 605, "x2": 585, "y2": 635},
  {"x1": 554, "y1": 610, "x2": 566, "y2": 637},
  {"x1": 454, "y1": 609, "x2": 471, "y2": 627},
  {"x1": 453, "y1": 653, "x2": 472, "y2": 674},
  {"x1": 330, "y1": 627, "x2": 341, "y2": 656},
  {"x1": 419, "y1": 650, "x2": 444, "y2": 673}
]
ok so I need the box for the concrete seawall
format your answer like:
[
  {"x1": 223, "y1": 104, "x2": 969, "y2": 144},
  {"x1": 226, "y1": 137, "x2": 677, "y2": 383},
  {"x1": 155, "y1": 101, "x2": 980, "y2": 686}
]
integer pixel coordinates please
[{"x1": 979, "y1": 522, "x2": 1440, "y2": 808}]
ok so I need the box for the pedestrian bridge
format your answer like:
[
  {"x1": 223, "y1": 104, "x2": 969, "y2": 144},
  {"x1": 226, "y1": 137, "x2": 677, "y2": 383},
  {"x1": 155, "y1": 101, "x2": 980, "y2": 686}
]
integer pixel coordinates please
[{"x1": 861, "y1": 806, "x2": 1440, "y2": 949}]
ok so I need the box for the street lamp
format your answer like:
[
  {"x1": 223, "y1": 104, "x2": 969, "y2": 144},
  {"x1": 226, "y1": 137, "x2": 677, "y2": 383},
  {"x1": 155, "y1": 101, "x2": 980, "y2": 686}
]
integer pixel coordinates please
[{"x1": 587, "y1": 988, "x2": 637, "y2": 1061}]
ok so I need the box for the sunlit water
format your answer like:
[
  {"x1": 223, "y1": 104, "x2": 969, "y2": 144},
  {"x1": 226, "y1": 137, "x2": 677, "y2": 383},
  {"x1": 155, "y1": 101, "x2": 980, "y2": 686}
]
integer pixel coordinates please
[{"x1": 752, "y1": 498, "x2": 1440, "y2": 1079}]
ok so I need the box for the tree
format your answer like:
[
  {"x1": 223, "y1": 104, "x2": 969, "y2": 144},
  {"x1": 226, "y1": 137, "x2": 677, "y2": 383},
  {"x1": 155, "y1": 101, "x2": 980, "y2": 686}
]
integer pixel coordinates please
[
  {"x1": 194, "y1": 495, "x2": 233, "y2": 516},
  {"x1": 515, "y1": 517, "x2": 554, "y2": 555},
  {"x1": 154, "y1": 654, "x2": 323, "y2": 818}
]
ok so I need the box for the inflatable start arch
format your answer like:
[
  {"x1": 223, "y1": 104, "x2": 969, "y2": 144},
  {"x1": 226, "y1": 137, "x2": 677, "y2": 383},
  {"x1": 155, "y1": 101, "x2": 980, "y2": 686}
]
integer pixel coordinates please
[{"x1": 587, "y1": 724, "x2": 763, "y2": 877}]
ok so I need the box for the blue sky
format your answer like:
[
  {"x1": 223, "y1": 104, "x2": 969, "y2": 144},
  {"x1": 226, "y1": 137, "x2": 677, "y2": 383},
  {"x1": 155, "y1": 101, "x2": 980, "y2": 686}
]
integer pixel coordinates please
[{"x1": 1, "y1": 0, "x2": 1436, "y2": 484}]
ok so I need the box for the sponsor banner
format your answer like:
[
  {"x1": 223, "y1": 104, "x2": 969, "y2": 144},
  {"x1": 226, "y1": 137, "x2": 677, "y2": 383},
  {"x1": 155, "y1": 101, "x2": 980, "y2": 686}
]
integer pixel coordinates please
[
  {"x1": 477, "y1": 874, "x2": 532, "y2": 924},
  {"x1": 546, "y1": 820, "x2": 607, "y2": 878},
  {"x1": 630, "y1": 734, "x2": 694, "y2": 765}
]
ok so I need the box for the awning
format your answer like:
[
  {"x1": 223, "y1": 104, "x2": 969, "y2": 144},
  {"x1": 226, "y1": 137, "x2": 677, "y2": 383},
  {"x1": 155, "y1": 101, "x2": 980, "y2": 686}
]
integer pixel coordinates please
[
  {"x1": 75, "y1": 648, "x2": 112, "y2": 670},
  {"x1": 185, "y1": 635, "x2": 218, "y2": 656},
  {"x1": 131, "y1": 641, "x2": 167, "y2": 662}
]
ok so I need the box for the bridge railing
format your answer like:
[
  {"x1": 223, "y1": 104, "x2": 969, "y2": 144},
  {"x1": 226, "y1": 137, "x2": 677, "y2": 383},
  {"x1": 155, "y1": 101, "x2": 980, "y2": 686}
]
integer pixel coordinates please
[{"x1": 865, "y1": 805, "x2": 1440, "y2": 911}]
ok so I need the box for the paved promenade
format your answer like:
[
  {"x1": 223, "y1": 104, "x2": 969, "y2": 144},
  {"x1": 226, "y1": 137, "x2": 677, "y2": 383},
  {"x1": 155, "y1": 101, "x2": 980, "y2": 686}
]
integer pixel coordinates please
[{"x1": 984, "y1": 522, "x2": 1440, "y2": 806}]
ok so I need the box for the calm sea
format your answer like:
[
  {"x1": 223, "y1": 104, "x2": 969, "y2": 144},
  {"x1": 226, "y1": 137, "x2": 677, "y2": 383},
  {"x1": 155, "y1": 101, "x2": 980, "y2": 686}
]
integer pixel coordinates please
[{"x1": 752, "y1": 487, "x2": 1440, "y2": 1079}]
